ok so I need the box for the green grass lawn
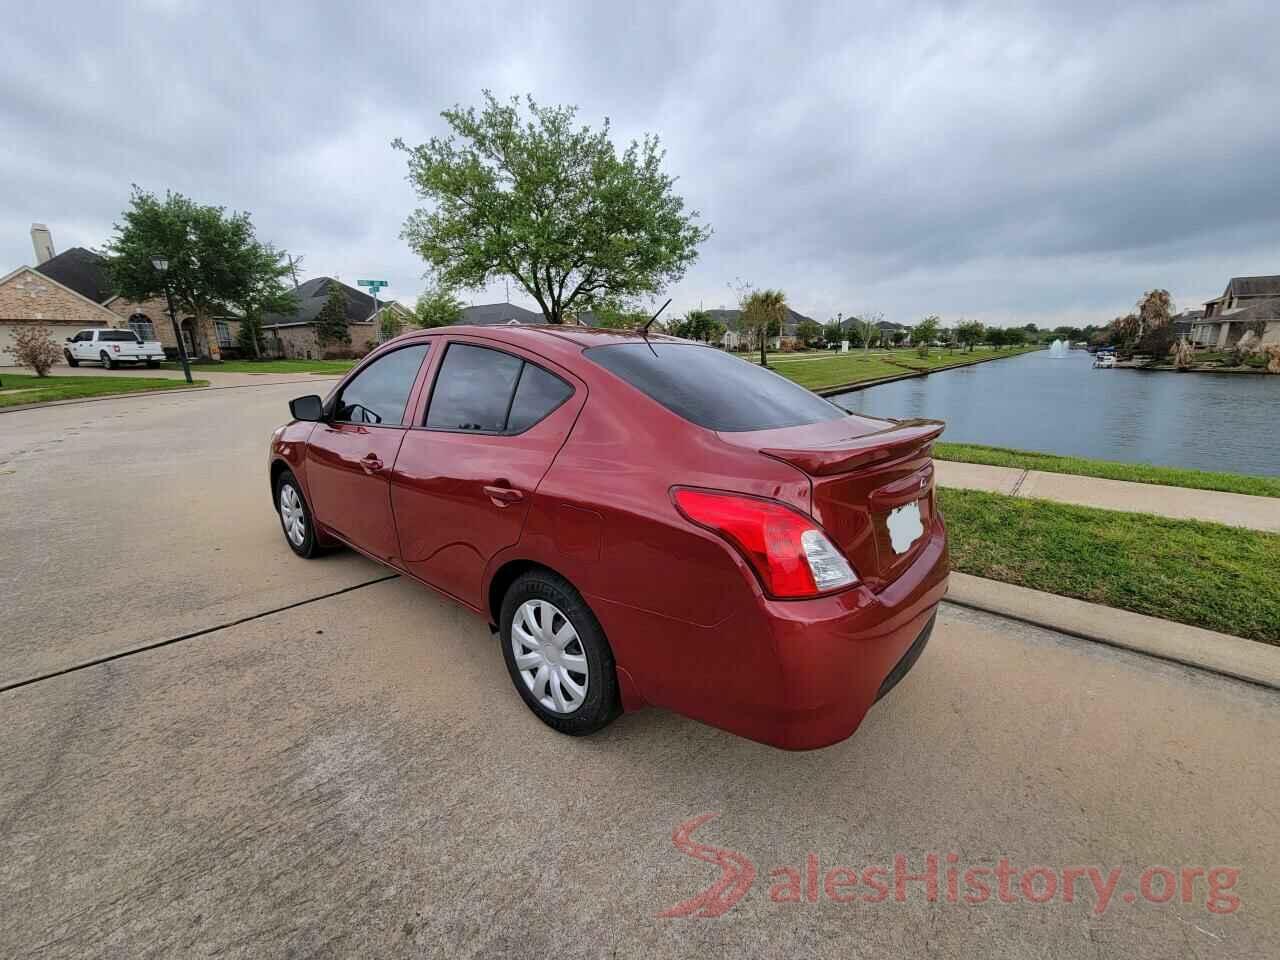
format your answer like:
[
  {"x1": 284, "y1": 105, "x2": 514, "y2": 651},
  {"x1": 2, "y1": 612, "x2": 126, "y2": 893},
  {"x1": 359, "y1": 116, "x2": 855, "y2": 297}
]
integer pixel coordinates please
[
  {"x1": 769, "y1": 356, "x2": 908, "y2": 390},
  {"x1": 939, "y1": 488, "x2": 1280, "y2": 644},
  {"x1": 884, "y1": 345, "x2": 1041, "y2": 371},
  {"x1": 0, "y1": 373, "x2": 206, "y2": 408},
  {"x1": 935, "y1": 442, "x2": 1280, "y2": 499},
  {"x1": 765, "y1": 345, "x2": 1041, "y2": 391},
  {"x1": 159, "y1": 359, "x2": 356, "y2": 375}
]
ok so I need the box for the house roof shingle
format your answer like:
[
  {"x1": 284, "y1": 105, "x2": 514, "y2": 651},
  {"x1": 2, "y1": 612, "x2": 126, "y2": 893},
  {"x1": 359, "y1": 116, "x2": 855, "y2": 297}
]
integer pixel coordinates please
[
  {"x1": 262, "y1": 277, "x2": 386, "y2": 328},
  {"x1": 33, "y1": 247, "x2": 113, "y2": 304},
  {"x1": 1223, "y1": 275, "x2": 1280, "y2": 299},
  {"x1": 458, "y1": 303, "x2": 545, "y2": 325}
]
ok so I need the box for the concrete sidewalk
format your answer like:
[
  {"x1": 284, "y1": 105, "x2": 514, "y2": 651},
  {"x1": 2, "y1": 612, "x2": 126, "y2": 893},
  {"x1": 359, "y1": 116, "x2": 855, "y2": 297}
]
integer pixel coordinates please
[{"x1": 935, "y1": 459, "x2": 1280, "y2": 533}]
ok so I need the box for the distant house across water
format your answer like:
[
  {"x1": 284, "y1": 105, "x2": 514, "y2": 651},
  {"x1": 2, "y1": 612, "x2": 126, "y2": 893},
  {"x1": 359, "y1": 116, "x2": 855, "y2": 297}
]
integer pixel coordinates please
[{"x1": 1191, "y1": 275, "x2": 1280, "y2": 349}]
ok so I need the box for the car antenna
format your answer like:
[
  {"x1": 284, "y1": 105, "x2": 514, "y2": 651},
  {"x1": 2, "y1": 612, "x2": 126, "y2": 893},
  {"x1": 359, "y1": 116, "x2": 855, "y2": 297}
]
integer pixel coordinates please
[{"x1": 638, "y1": 298, "x2": 671, "y2": 356}]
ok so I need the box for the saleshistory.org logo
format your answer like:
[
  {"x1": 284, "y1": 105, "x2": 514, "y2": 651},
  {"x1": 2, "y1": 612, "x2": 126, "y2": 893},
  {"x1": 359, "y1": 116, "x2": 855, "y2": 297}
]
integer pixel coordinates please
[{"x1": 658, "y1": 815, "x2": 1242, "y2": 918}]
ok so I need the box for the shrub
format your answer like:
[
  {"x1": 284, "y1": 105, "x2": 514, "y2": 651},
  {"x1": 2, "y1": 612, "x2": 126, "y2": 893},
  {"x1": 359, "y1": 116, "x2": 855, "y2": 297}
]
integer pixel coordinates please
[{"x1": 5, "y1": 324, "x2": 63, "y2": 376}]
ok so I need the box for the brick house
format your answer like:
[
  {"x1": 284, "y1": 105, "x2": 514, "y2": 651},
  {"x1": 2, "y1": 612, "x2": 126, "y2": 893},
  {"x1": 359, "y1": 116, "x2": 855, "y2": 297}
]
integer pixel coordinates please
[
  {"x1": 1, "y1": 227, "x2": 240, "y2": 365},
  {"x1": 262, "y1": 277, "x2": 412, "y2": 359}
]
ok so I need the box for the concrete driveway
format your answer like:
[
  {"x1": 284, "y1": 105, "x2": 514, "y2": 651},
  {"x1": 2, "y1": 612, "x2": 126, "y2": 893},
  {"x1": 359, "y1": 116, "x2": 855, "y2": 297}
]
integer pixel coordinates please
[{"x1": 2, "y1": 385, "x2": 1277, "y2": 958}]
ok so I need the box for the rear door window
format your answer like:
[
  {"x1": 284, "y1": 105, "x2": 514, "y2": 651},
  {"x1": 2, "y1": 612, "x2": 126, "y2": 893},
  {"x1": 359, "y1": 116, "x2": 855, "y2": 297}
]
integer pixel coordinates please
[
  {"x1": 584, "y1": 342, "x2": 844, "y2": 432},
  {"x1": 334, "y1": 344, "x2": 429, "y2": 425},
  {"x1": 507, "y1": 364, "x2": 574, "y2": 433},
  {"x1": 100, "y1": 330, "x2": 141, "y2": 342},
  {"x1": 426, "y1": 343, "x2": 572, "y2": 434}
]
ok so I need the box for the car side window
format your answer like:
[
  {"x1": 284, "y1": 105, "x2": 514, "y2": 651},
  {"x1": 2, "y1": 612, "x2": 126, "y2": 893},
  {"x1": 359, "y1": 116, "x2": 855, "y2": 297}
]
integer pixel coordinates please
[
  {"x1": 425, "y1": 343, "x2": 572, "y2": 434},
  {"x1": 426, "y1": 344, "x2": 523, "y2": 432},
  {"x1": 334, "y1": 344, "x2": 429, "y2": 426},
  {"x1": 507, "y1": 363, "x2": 574, "y2": 433}
]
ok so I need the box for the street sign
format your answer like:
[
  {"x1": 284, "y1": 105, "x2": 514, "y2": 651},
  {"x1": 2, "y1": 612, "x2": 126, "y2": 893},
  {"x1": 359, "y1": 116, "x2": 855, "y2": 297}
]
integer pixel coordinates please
[{"x1": 358, "y1": 279, "x2": 388, "y2": 290}]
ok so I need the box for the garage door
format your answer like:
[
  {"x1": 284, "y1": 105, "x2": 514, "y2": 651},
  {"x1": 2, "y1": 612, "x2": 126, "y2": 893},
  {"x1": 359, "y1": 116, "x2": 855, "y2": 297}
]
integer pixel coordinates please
[{"x1": 0, "y1": 323, "x2": 99, "y2": 366}]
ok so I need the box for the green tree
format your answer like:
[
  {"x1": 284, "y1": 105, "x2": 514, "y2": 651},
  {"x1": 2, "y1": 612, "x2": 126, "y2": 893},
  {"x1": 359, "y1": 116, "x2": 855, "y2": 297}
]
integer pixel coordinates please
[
  {"x1": 378, "y1": 307, "x2": 404, "y2": 341},
  {"x1": 795, "y1": 318, "x2": 822, "y2": 348},
  {"x1": 315, "y1": 281, "x2": 351, "y2": 347},
  {"x1": 955, "y1": 320, "x2": 984, "y2": 352},
  {"x1": 1002, "y1": 326, "x2": 1026, "y2": 347},
  {"x1": 913, "y1": 314, "x2": 941, "y2": 356},
  {"x1": 823, "y1": 320, "x2": 844, "y2": 346},
  {"x1": 985, "y1": 326, "x2": 1007, "y2": 349},
  {"x1": 236, "y1": 316, "x2": 265, "y2": 358},
  {"x1": 105, "y1": 186, "x2": 292, "y2": 359},
  {"x1": 395, "y1": 92, "x2": 711, "y2": 324},
  {"x1": 589, "y1": 299, "x2": 650, "y2": 330},
  {"x1": 741, "y1": 289, "x2": 788, "y2": 367},
  {"x1": 236, "y1": 243, "x2": 297, "y2": 359},
  {"x1": 414, "y1": 282, "x2": 464, "y2": 328},
  {"x1": 852, "y1": 313, "x2": 881, "y2": 353}
]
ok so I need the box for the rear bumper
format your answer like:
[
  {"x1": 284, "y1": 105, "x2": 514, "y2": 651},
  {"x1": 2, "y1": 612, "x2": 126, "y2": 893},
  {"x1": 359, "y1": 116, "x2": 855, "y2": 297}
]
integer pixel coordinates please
[{"x1": 620, "y1": 518, "x2": 949, "y2": 751}]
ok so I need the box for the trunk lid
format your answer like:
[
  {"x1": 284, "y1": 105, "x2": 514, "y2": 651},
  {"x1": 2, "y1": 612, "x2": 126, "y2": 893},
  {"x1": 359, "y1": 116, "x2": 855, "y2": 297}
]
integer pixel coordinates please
[{"x1": 719, "y1": 414, "x2": 944, "y2": 590}]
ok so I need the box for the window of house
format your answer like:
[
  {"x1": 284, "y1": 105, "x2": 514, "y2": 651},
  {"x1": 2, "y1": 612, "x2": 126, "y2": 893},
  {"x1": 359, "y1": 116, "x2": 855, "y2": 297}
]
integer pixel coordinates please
[
  {"x1": 127, "y1": 314, "x2": 156, "y2": 340},
  {"x1": 425, "y1": 343, "x2": 572, "y2": 434},
  {"x1": 215, "y1": 320, "x2": 233, "y2": 348},
  {"x1": 334, "y1": 344, "x2": 430, "y2": 426}
]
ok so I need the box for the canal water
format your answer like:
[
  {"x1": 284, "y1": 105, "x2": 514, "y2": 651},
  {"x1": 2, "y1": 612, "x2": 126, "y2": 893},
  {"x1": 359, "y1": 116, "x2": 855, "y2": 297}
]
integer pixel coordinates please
[{"x1": 831, "y1": 350, "x2": 1280, "y2": 476}]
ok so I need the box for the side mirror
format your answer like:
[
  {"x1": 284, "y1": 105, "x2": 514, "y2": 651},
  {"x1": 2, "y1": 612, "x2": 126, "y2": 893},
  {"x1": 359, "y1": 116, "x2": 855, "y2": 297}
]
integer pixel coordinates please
[
  {"x1": 66, "y1": 337, "x2": 73, "y2": 342},
  {"x1": 289, "y1": 394, "x2": 324, "y2": 422}
]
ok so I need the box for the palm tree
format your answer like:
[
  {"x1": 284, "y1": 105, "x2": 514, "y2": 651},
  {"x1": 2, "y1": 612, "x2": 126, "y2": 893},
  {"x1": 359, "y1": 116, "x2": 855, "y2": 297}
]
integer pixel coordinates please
[{"x1": 742, "y1": 289, "x2": 788, "y2": 367}]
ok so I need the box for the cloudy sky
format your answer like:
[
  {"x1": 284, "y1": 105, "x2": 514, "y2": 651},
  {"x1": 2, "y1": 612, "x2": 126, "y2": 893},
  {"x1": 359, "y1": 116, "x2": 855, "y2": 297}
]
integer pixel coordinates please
[{"x1": 3, "y1": 0, "x2": 1278, "y2": 329}]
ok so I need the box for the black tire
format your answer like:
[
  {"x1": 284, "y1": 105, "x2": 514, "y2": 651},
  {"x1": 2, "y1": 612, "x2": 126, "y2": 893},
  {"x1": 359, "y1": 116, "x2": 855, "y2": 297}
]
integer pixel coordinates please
[
  {"x1": 100, "y1": 351, "x2": 116, "y2": 370},
  {"x1": 64, "y1": 351, "x2": 79, "y2": 368},
  {"x1": 500, "y1": 570, "x2": 619, "y2": 736},
  {"x1": 146, "y1": 360, "x2": 159, "y2": 368},
  {"x1": 274, "y1": 469, "x2": 320, "y2": 558}
]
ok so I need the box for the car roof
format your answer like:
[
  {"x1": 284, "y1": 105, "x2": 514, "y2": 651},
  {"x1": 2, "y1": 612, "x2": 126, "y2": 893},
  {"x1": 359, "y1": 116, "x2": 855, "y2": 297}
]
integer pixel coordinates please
[{"x1": 393, "y1": 323, "x2": 688, "y2": 364}]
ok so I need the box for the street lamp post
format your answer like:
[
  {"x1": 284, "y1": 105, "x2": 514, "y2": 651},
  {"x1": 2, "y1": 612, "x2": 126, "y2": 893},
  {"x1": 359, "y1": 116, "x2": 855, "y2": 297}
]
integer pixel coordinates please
[{"x1": 152, "y1": 256, "x2": 192, "y2": 384}]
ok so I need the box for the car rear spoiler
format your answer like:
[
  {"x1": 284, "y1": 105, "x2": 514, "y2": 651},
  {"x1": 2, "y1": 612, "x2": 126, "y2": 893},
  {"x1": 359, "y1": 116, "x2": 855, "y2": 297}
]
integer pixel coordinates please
[{"x1": 761, "y1": 419, "x2": 945, "y2": 476}]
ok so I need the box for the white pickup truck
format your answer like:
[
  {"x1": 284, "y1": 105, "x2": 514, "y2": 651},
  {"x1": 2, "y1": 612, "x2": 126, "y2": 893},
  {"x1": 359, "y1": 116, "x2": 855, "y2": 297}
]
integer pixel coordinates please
[{"x1": 64, "y1": 328, "x2": 167, "y2": 369}]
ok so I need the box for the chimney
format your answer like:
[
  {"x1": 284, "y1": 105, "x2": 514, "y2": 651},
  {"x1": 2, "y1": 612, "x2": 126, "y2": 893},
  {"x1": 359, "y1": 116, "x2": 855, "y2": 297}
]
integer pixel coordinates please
[{"x1": 30, "y1": 224, "x2": 55, "y2": 264}]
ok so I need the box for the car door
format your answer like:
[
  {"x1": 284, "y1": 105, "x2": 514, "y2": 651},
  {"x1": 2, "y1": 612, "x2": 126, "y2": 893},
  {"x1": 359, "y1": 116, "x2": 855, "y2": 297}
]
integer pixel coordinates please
[
  {"x1": 304, "y1": 342, "x2": 430, "y2": 564},
  {"x1": 390, "y1": 338, "x2": 585, "y2": 609},
  {"x1": 72, "y1": 331, "x2": 93, "y2": 360}
]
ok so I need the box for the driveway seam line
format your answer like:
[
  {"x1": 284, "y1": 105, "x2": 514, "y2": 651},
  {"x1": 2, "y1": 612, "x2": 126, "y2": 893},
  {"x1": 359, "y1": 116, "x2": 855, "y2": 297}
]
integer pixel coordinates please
[{"x1": 0, "y1": 574, "x2": 400, "y2": 695}]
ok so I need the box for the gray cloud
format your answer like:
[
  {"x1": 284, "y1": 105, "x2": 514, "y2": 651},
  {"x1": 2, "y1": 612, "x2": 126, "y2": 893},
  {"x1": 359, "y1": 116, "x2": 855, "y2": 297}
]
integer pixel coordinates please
[{"x1": 2, "y1": 0, "x2": 1277, "y2": 328}]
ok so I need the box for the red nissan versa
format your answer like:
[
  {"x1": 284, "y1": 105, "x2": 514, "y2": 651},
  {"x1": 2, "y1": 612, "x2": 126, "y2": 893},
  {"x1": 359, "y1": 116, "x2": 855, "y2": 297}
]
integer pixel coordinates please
[{"x1": 268, "y1": 325, "x2": 948, "y2": 750}]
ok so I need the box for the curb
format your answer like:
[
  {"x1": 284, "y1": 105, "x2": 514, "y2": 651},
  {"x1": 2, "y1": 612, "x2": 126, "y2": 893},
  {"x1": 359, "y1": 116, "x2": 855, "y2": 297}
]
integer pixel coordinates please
[
  {"x1": 0, "y1": 375, "x2": 341, "y2": 414},
  {"x1": 944, "y1": 572, "x2": 1280, "y2": 692}
]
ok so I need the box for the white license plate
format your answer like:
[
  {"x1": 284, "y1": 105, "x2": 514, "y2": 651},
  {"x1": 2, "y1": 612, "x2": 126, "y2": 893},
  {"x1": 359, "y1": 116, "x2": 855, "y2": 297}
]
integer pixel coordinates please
[{"x1": 887, "y1": 500, "x2": 925, "y2": 555}]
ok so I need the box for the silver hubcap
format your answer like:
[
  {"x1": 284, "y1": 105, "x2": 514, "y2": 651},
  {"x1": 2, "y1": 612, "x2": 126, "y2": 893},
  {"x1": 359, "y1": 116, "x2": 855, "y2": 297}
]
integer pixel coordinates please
[
  {"x1": 511, "y1": 599, "x2": 589, "y2": 714},
  {"x1": 279, "y1": 484, "x2": 306, "y2": 546}
]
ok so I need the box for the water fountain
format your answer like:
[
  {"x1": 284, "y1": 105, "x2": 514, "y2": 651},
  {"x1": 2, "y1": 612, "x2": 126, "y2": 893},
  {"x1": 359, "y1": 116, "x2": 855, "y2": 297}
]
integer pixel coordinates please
[{"x1": 1048, "y1": 338, "x2": 1068, "y2": 358}]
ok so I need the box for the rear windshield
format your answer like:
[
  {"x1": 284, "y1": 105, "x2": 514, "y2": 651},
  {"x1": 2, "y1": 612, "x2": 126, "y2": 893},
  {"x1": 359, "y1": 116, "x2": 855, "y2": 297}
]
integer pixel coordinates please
[
  {"x1": 584, "y1": 342, "x2": 845, "y2": 432},
  {"x1": 100, "y1": 330, "x2": 141, "y2": 342}
]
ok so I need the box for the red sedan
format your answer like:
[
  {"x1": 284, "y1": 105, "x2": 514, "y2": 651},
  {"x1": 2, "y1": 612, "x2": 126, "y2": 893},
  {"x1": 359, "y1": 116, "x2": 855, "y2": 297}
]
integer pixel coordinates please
[{"x1": 269, "y1": 325, "x2": 948, "y2": 750}]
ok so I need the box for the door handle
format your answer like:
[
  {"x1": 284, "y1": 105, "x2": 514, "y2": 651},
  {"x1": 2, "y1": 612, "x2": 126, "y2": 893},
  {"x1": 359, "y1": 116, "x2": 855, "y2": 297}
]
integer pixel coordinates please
[
  {"x1": 483, "y1": 484, "x2": 524, "y2": 506},
  {"x1": 360, "y1": 453, "x2": 384, "y2": 474}
]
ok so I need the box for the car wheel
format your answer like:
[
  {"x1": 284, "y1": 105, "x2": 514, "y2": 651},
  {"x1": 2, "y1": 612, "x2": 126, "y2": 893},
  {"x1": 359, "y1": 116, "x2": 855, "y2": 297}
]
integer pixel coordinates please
[
  {"x1": 275, "y1": 469, "x2": 319, "y2": 558},
  {"x1": 100, "y1": 351, "x2": 116, "y2": 370},
  {"x1": 500, "y1": 570, "x2": 619, "y2": 736},
  {"x1": 64, "y1": 351, "x2": 79, "y2": 368},
  {"x1": 146, "y1": 360, "x2": 159, "y2": 368}
]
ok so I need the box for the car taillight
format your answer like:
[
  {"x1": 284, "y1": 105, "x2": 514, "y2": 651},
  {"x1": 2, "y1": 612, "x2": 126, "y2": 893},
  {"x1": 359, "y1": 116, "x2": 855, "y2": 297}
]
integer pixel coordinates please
[
  {"x1": 673, "y1": 488, "x2": 858, "y2": 598},
  {"x1": 112, "y1": 345, "x2": 120, "y2": 352}
]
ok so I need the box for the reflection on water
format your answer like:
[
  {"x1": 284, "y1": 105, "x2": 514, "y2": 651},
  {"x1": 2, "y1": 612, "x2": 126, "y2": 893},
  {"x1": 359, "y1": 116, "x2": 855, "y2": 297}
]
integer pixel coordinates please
[{"x1": 832, "y1": 351, "x2": 1280, "y2": 476}]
